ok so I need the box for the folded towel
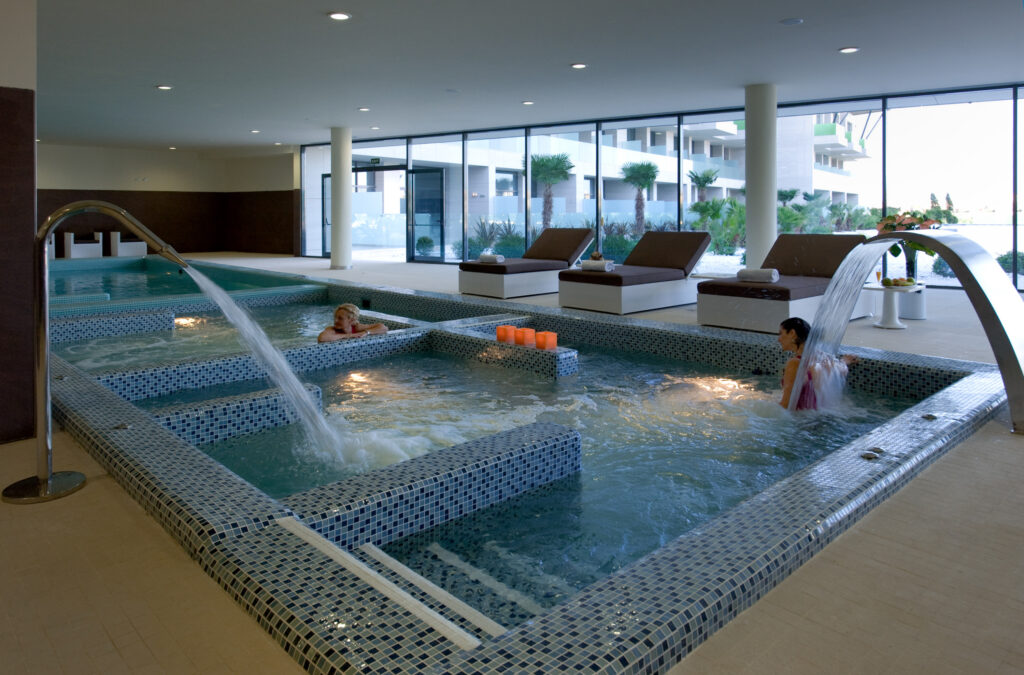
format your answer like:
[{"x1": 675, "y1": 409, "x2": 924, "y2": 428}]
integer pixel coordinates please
[
  {"x1": 582, "y1": 259, "x2": 615, "y2": 272},
  {"x1": 737, "y1": 267, "x2": 780, "y2": 283},
  {"x1": 478, "y1": 253, "x2": 505, "y2": 263}
]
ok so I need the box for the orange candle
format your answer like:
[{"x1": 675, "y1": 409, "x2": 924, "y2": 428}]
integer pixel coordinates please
[
  {"x1": 514, "y1": 328, "x2": 526, "y2": 345},
  {"x1": 536, "y1": 331, "x2": 557, "y2": 350},
  {"x1": 523, "y1": 328, "x2": 535, "y2": 346},
  {"x1": 496, "y1": 325, "x2": 511, "y2": 342}
]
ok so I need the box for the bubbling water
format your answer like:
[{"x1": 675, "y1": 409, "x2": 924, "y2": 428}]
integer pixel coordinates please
[
  {"x1": 185, "y1": 268, "x2": 365, "y2": 466},
  {"x1": 789, "y1": 240, "x2": 895, "y2": 412}
]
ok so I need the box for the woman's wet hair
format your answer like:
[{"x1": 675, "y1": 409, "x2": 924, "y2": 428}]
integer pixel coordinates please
[
  {"x1": 779, "y1": 317, "x2": 811, "y2": 346},
  {"x1": 334, "y1": 303, "x2": 359, "y2": 319}
]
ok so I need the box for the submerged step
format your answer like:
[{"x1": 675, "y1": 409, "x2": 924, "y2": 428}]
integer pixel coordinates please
[
  {"x1": 358, "y1": 543, "x2": 507, "y2": 638},
  {"x1": 149, "y1": 383, "x2": 323, "y2": 445}
]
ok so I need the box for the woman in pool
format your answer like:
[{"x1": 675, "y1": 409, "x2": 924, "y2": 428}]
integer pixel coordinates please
[
  {"x1": 317, "y1": 303, "x2": 388, "y2": 343},
  {"x1": 778, "y1": 317, "x2": 854, "y2": 410}
]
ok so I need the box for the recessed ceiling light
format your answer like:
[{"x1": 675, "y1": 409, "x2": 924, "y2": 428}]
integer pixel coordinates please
[
  {"x1": 522, "y1": 100, "x2": 534, "y2": 106},
  {"x1": 329, "y1": 12, "x2": 351, "y2": 21},
  {"x1": 169, "y1": 146, "x2": 177, "y2": 150},
  {"x1": 250, "y1": 129, "x2": 260, "y2": 134},
  {"x1": 155, "y1": 84, "x2": 173, "y2": 90},
  {"x1": 570, "y1": 63, "x2": 587, "y2": 69},
  {"x1": 779, "y1": 17, "x2": 803, "y2": 26},
  {"x1": 370, "y1": 126, "x2": 380, "y2": 130},
  {"x1": 273, "y1": 142, "x2": 282, "y2": 146},
  {"x1": 357, "y1": 107, "x2": 370, "y2": 112},
  {"x1": 838, "y1": 46, "x2": 859, "y2": 54}
]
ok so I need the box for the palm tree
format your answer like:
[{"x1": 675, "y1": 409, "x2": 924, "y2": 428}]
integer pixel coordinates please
[
  {"x1": 687, "y1": 168, "x2": 719, "y2": 202},
  {"x1": 620, "y1": 161, "x2": 659, "y2": 234},
  {"x1": 777, "y1": 188, "x2": 798, "y2": 207},
  {"x1": 531, "y1": 153, "x2": 574, "y2": 228}
]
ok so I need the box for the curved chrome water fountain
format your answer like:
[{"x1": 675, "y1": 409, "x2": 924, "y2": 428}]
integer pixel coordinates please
[
  {"x1": 2, "y1": 201, "x2": 189, "y2": 504},
  {"x1": 790, "y1": 230, "x2": 1024, "y2": 434}
]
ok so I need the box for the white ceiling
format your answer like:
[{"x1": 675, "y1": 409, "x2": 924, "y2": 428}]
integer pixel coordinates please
[{"x1": 37, "y1": 0, "x2": 1024, "y2": 153}]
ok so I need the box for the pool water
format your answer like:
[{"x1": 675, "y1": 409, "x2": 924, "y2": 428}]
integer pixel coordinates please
[
  {"x1": 49, "y1": 261, "x2": 291, "y2": 300},
  {"x1": 194, "y1": 348, "x2": 909, "y2": 614},
  {"x1": 54, "y1": 303, "x2": 338, "y2": 371}
]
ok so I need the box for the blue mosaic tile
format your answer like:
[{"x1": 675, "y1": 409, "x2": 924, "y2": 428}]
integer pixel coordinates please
[
  {"x1": 44, "y1": 263, "x2": 1010, "y2": 674},
  {"x1": 150, "y1": 383, "x2": 323, "y2": 446}
]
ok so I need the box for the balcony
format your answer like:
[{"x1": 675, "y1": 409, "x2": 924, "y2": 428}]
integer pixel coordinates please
[{"x1": 813, "y1": 123, "x2": 868, "y2": 159}]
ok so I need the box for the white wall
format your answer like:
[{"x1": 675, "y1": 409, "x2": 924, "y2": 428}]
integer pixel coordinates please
[
  {"x1": 1, "y1": 0, "x2": 35, "y2": 90},
  {"x1": 37, "y1": 144, "x2": 298, "y2": 192}
]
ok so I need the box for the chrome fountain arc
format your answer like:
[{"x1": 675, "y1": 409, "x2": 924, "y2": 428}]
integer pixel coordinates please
[
  {"x1": 792, "y1": 229, "x2": 1024, "y2": 434},
  {"x1": 2, "y1": 201, "x2": 189, "y2": 504}
]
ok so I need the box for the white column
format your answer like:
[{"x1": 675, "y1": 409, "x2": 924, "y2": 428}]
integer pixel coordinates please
[
  {"x1": 744, "y1": 84, "x2": 777, "y2": 268},
  {"x1": 330, "y1": 126, "x2": 353, "y2": 269}
]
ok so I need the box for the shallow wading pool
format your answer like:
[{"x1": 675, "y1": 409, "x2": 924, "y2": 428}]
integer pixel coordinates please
[{"x1": 47, "y1": 256, "x2": 1007, "y2": 673}]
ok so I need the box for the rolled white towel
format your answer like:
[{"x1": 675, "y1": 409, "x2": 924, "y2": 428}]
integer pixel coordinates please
[
  {"x1": 581, "y1": 259, "x2": 615, "y2": 272},
  {"x1": 478, "y1": 253, "x2": 505, "y2": 263},
  {"x1": 737, "y1": 267, "x2": 780, "y2": 283}
]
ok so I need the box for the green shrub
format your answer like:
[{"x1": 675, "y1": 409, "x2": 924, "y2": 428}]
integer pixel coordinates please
[
  {"x1": 930, "y1": 256, "x2": 956, "y2": 278},
  {"x1": 997, "y1": 250, "x2": 1024, "y2": 274},
  {"x1": 493, "y1": 234, "x2": 526, "y2": 258},
  {"x1": 415, "y1": 236, "x2": 434, "y2": 257},
  {"x1": 600, "y1": 234, "x2": 635, "y2": 262}
]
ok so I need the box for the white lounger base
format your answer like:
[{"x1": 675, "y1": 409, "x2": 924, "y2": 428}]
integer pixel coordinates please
[
  {"x1": 458, "y1": 269, "x2": 561, "y2": 299},
  {"x1": 697, "y1": 290, "x2": 873, "y2": 333},
  {"x1": 559, "y1": 278, "x2": 699, "y2": 315}
]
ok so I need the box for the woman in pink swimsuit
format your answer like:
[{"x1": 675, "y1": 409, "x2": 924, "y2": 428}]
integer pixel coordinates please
[{"x1": 778, "y1": 317, "x2": 855, "y2": 410}]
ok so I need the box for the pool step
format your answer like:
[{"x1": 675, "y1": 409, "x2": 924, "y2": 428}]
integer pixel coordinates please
[
  {"x1": 367, "y1": 542, "x2": 550, "y2": 629},
  {"x1": 347, "y1": 544, "x2": 510, "y2": 643}
]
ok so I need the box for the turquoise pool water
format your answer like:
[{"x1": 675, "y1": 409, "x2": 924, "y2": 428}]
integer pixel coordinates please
[
  {"x1": 191, "y1": 347, "x2": 908, "y2": 614},
  {"x1": 49, "y1": 259, "x2": 293, "y2": 301},
  {"x1": 54, "y1": 303, "x2": 339, "y2": 371}
]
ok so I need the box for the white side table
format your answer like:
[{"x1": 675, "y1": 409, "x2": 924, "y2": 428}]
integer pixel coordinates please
[{"x1": 863, "y1": 284, "x2": 926, "y2": 329}]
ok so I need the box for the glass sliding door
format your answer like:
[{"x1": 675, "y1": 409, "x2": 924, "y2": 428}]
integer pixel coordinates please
[
  {"x1": 886, "y1": 89, "x2": 1014, "y2": 286},
  {"x1": 301, "y1": 144, "x2": 330, "y2": 257},
  {"x1": 411, "y1": 135, "x2": 463, "y2": 262},
  {"x1": 351, "y1": 167, "x2": 406, "y2": 261},
  {"x1": 409, "y1": 168, "x2": 445, "y2": 261}
]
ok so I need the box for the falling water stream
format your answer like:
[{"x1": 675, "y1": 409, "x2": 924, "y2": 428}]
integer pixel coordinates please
[
  {"x1": 788, "y1": 240, "x2": 895, "y2": 412},
  {"x1": 185, "y1": 268, "x2": 365, "y2": 465}
]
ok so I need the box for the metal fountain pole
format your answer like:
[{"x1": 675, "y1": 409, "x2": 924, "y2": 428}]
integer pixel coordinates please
[{"x1": 2, "y1": 201, "x2": 188, "y2": 504}]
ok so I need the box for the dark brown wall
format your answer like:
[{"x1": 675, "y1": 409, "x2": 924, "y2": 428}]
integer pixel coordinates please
[
  {"x1": 37, "y1": 188, "x2": 300, "y2": 255},
  {"x1": 0, "y1": 87, "x2": 36, "y2": 442}
]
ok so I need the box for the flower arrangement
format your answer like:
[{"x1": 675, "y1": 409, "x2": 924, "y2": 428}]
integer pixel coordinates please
[{"x1": 876, "y1": 211, "x2": 940, "y2": 277}]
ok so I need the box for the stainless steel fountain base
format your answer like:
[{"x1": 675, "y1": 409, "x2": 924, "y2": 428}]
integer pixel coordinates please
[{"x1": 2, "y1": 471, "x2": 86, "y2": 504}]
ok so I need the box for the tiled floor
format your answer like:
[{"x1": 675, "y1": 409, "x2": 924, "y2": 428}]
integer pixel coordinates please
[{"x1": 2, "y1": 252, "x2": 1021, "y2": 673}]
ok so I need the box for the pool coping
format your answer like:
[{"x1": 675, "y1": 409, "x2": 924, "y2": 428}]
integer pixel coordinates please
[{"x1": 49, "y1": 260, "x2": 1008, "y2": 673}]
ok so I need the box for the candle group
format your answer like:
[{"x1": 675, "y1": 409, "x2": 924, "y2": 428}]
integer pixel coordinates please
[{"x1": 495, "y1": 325, "x2": 557, "y2": 350}]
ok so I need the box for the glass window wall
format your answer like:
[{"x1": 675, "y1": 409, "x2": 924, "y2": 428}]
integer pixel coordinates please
[
  {"x1": 885, "y1": 89, "x2": 1014, "y2": 286},
  {"x1": 300, "y1": 144, "x2": 330, "y2": 257},
  {"x1": 466, "y1": 130, "x2": 526, "y2": 259},
  {"x1": 351, "y1": 140, "x2": 407, "y2": 261},
  {"x1": 681, "y1": 112, "x2": 745, "y2": 275},
  {"x1": 529, "y1": 123, "x2": 597, "y2": 257},
  {"x1": 411, "y1": 135, "x2": 463, "y2": 262},
  {"x1": 600, "y1": 117, "x2": 678, "y2": 261}
]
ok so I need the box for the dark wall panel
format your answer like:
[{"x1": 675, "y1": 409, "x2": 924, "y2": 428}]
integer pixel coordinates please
[
  {"x1": 37, "y1": 188, "x2": 299, "y2": 255},
  {"x1": 0, "y1": 87, "x2": 36, "y2": 442}
]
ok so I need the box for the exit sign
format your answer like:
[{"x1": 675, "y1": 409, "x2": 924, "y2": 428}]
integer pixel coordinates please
[{"x1": 369, "y1": 157, "x2": 381, "y2": 165}]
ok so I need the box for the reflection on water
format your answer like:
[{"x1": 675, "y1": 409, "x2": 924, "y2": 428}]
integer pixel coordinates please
[{"x1": 200, "y1": 347, "x2": 909, "y2": 613}]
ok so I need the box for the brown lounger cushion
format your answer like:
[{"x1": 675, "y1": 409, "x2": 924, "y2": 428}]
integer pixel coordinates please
[
  {"x1": 559, "y1": 265, "x2": 684, "y2": 287},
  {"x1": 459, "y1": 258, "x2": 568, "y2": 274},
  {"x1": 622, "y1": 231, "x2": 711, "y2": 275},
  {"x1": 522, "y1": 228, "x2": 595, "y2": 265},
  {"x1": 761, "y1": 233, "x2": 866, "y2": 277},
  {"x1": 696, "y1": 275, "x2": 831, "y2": 301}
]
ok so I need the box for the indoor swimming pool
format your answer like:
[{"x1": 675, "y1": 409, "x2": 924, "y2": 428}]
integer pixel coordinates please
[{"x1": 45, "y1": 256, "x2": 1007, "y2": 673}]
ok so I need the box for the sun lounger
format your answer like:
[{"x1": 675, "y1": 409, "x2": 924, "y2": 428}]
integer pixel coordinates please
[
  {"x1": 696, "y1": 233, "x2": 872, "y2": 333},
  {"x1": 458, "y1": 227, "x2": 594, "y2": 298},
  {"x1": 62, "y1": 231, "x2": 104, "y2": 259},
  {"x1": 557, "y1": 231, "x2": 711, "y2": 314}
]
